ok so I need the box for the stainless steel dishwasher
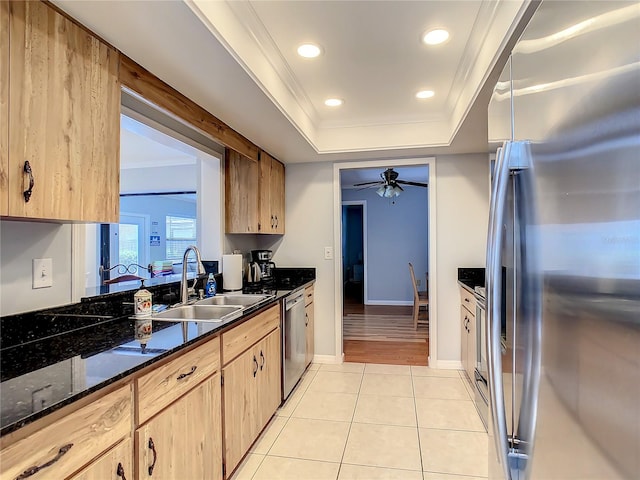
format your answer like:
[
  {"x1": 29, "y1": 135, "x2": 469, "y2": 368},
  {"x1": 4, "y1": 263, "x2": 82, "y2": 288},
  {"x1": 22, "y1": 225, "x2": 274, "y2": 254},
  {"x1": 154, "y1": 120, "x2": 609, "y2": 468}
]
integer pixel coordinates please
[{"x1": 282, "y1": 291, "x2": 307, "y2": 400}]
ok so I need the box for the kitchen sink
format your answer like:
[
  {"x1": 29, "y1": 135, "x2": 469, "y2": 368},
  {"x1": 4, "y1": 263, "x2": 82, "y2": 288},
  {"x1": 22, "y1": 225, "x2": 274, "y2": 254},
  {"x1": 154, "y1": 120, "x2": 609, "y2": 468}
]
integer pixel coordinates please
[
  {"x1": 195, "y1": 294, "x2": 272, "y2": 307},
  {"x1": 150, "y1": 304, "x2": 243, "y2": 323}
]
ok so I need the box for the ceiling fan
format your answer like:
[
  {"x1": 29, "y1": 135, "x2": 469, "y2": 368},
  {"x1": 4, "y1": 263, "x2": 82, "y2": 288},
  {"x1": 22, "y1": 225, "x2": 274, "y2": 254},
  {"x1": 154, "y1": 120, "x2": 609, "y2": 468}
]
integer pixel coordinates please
[{"x1": 353, "y1": 168, "x2": 428, "y2": 198}]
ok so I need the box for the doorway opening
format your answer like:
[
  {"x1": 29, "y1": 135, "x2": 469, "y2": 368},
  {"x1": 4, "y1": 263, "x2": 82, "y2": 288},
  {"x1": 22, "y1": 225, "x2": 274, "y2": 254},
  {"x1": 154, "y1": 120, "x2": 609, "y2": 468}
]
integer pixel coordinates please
[
  {"x1": 335, "y1": 159, "x2": 436, "y2": 366},
  {"x1": 342, "y1": 202, "x2": 366, "y2": 307}
]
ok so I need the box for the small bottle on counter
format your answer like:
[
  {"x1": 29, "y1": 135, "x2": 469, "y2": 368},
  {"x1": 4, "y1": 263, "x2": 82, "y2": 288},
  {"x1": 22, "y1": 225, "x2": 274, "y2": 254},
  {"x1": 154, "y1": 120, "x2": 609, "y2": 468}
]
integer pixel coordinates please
[{"x1": 205, "y1": 273, "x2": 217, "y2": 297}]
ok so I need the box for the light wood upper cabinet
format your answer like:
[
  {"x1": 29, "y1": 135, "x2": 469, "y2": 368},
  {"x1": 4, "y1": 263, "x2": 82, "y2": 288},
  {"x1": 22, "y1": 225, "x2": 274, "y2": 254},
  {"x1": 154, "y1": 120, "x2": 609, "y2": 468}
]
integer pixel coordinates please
[
  {"x1": 258, "y1": 151, "x2": 285, "y2": 234},
  {"x1": 0, "y1": 1, "x2": 8, "y2": 216},
  {"x1": 225, "y1": 148, "x2": 259, "y2": 233},
  {"x1": 6, "y1": 1, "x2": 120, "y2": 222},
  {"x1": 136, "y1": 375, "x2": 222, "y2": 480}
]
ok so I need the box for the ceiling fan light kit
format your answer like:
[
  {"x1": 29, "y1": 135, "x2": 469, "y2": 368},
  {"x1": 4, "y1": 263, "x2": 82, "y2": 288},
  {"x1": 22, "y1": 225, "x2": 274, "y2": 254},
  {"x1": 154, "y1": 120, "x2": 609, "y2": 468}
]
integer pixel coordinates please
[{"x1": 354, "y1": 168, "x2": 428, "y2": 200}]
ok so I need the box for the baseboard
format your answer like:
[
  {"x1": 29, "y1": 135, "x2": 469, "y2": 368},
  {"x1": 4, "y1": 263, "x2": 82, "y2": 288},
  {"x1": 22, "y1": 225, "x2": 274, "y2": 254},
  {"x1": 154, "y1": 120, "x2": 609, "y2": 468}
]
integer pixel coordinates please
[
  {"x1": 364, "y1": 300, "x2": 413, "y2": 306},
  {"x1": 312, "y1": 354, "x2": 343, "y2": 364},
  {"x1": 431, "y1": 359, "x2": 463, "y2": 370}
]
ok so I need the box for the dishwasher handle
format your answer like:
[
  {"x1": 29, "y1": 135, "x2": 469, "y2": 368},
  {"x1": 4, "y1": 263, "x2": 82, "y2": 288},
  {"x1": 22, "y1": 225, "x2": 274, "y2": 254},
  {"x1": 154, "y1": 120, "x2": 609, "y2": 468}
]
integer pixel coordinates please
[{"x1": 285, "y1": 292, "x2": 305, "y2": 311}]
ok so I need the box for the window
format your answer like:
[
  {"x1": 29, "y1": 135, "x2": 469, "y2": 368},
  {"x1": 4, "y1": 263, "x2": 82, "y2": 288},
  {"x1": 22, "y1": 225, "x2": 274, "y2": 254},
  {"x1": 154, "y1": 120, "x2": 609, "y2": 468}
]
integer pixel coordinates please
[{"x1": 166, "y1": 215, "x2": 197, "y2": 260}]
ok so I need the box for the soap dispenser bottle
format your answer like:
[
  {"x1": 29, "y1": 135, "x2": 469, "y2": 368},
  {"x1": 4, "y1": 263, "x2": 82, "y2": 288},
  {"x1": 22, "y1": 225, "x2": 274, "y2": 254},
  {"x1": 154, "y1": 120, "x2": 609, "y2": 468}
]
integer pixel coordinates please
[{"x1": 205, "y1": 273, "x2": 217, "y2": 297}]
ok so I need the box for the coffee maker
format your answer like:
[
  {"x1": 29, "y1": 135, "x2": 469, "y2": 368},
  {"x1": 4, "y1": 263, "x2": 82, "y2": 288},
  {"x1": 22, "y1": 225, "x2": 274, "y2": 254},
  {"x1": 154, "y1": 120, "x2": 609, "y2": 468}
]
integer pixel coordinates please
[
  {"x1": 252, "y1": 250, "x2": 276, "y2": 279},
  {"x1": 248, "y1": 250, "x2": 276, "y2": 292}
]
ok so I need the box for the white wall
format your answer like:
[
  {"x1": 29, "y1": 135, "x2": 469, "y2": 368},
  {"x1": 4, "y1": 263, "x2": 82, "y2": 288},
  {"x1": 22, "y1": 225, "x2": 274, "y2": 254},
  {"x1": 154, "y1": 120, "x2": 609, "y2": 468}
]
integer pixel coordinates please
[
  {"x1": 435, "y1": 153, "x2": 489, "y2": 363},
  {"x1": 273, "y1": 154, "x2": 489, "y2": 364},
  {"x1": 342, "y1": 186, "x2": 428, "y2": 304},
  {"x1": 269, "y1": 162, "x2": 335, "y2": 356},
  {"x1": 0, "y1": 221, "x2": 73, "y2": 316}
]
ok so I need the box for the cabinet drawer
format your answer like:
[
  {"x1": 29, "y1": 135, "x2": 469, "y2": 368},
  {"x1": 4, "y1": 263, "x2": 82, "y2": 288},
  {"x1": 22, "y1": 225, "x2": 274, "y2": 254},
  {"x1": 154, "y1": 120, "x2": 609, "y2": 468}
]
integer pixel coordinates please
[
  {"x1": 460, "y1": 286, "x2": 477, "y2": 313},
  {"x1": 136, "y1": 336, "x2": 220, "y2": 425},
  {"x1": 304, "y1": 285, "x2": 314, "y2": 306},
  {"x1": 0, "y1": 385, "x2": 131, "y2": 480},
  {"x1": 222, "y1": 304, "x2": 280, "y2": 365}
]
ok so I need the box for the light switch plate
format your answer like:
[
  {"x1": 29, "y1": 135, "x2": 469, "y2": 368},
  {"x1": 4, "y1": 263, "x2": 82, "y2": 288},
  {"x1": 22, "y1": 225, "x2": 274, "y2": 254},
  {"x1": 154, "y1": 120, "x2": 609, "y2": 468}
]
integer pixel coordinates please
[
  {"x1": 33, "y1": 258, "x2": 53, "y2": 289},
  {"x1": 324, "y1": 247, "x2": 333, "y2": 260}
]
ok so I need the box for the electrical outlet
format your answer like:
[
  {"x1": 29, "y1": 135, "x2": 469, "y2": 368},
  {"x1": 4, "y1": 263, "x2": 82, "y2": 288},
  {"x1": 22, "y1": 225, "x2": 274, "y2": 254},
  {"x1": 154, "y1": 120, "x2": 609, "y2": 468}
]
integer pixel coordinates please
[
  {"x1": 32, "y1": 385, "x2": 53, "y2": 413},
  {"x1": 416, "y1": 279, "x2": 421, "y2": 286},
  {"x1": 33, "y1": 258, "x2": 53, "y2": 289},
  {"x1": 324, "y1": 247, "x2": 333, "y2": 260}
]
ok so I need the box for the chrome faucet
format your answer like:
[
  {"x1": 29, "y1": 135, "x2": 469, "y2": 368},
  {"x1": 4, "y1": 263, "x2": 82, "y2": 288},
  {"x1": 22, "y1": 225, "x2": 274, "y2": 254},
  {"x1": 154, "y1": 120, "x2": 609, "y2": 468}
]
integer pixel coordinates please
[{"x1": 181, "y1": 245, "x2": 206, "y2": 305}]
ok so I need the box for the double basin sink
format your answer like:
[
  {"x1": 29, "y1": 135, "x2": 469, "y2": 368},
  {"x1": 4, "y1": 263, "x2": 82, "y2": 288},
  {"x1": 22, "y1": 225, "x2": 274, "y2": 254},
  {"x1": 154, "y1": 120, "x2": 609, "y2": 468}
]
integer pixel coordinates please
[{"x1": 149, "y1": 294, "x2": 273, "y2": 324}]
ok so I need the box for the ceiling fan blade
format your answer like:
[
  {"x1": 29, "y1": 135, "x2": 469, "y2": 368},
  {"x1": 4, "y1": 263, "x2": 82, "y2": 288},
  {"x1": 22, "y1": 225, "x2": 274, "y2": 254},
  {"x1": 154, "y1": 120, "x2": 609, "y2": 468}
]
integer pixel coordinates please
[
  {"x1": 353, "y1": 181, "x2": 381, "y2": 186},
  {"x1": 396, "y1": 180, "x2": 429, "y2": 187}
]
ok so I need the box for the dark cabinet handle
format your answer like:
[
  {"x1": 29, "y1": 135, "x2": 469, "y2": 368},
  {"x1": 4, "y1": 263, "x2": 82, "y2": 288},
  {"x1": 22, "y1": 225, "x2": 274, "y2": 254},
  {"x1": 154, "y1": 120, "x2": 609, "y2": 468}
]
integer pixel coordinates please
[
  {"x1": 23, "y1": 161, "x2": 35, "y2": 203},
  {"x1": 148, "y1": 438, "x2": 157, "y2": 476},
  {"x1": 305, "y1": 313, "x2": 309, "y2": 326},
  {"x1": 464, "y1": 298, "x2": 470, "y2": 302},
  {"x1": 260, "y1": 350, "x2": 265, "y2": 370},
  {"x1": 16, "y1": 443, "x2": 73, "y2": 479},
  {"x1": 274, "y1": 215, "x2": 278, "y2": 228},
  {"x1": 176, "y1": 366, "x2": 197, "y2": 380},
  {"x1": 253, "y1": 355, "x2": 258, "y2": 377},
  {"x1": 116, "y1": 462, "x2": 127, "y2": 480}
]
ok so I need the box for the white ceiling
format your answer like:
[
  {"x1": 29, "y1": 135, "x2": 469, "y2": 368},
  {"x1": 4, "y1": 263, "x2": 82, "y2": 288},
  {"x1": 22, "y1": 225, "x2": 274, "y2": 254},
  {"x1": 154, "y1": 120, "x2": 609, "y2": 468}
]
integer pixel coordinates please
[{"x1": 53, "y1": 0, "x2": 532, "y2": 164}]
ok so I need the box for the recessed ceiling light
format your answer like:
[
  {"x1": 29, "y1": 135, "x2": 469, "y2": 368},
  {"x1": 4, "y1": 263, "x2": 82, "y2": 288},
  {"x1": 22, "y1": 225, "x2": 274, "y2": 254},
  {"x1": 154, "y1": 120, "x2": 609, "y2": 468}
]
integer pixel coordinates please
[
  {"x1": 422, "y1": 29, "x2": 450, "y2": 45},
  {"x1": 297, "y1": 43, "x2": 322, "y2": 58},
  {"x1": 324, "y1": 98, "x2": 343, "y2": 107},
  {"x1": 416, "y1": 90, "x2": 435, "y2": 99}
]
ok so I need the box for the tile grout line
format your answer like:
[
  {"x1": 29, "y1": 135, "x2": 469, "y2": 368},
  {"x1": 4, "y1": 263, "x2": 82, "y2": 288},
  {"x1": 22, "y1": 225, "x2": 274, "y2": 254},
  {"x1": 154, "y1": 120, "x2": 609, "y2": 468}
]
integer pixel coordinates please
[
  {"x1": 410, "y1": 366, "x2": 426, "y2": 475},
  {"x1": 335, "y1": 364, "x2": 366, "y2": 479}
]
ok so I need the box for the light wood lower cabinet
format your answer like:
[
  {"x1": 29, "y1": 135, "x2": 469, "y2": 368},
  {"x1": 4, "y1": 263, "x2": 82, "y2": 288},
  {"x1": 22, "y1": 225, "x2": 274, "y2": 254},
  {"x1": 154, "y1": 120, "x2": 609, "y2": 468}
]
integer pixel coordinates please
[
  {"x1": 135, "y1": 374, "x2": 222, "y2": 480},
  {"x1": 0, "y1": 385, "x2": 131, "y2": 480},
  {"x1": 223, "y1": 329, "x2": 281, "y2": 474},
  {"x1": 460, "y1": 286, "x2": 477, "y2": 383},
  {"x1": 305, "y1": 292, "x2": 315, "y2": 367},
  {"x1": 222, "y1": 305, "x2": 282, "y2": 476},
  {"x1": 69, "y1": 438, "x2": 132, "y2": 480}
]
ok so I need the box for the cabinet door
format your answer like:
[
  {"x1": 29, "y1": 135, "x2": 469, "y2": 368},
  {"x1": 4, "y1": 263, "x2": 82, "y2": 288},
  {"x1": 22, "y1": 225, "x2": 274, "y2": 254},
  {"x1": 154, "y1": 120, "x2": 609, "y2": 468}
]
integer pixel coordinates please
[
  {"x1": 256, "y1": 329, "x2": 282, "y2": 428},
  {"x1": 0, "y1": 0, "x2": 8, "y2": 216},
  {"x1": 270, "y1": 158, "x2": 285, "y2": 234},
  {"x1": 466, "y1": 312, "x2": 477, "y2": 382},
  {"x1": 225, "y1": 148, "x2": 259, "y2": 233},
  {"x1": 223, "y1": 347, "x2": 260, "y2": 474},
  {"x1": 68, "y1": 438, "x2": 132, "y2": 480},
  {"x1": 305, "y1": 303, "x2": 314, "y2": 367},
  {"x1": 258, "y1": 151, "x2": 273, "y2": 233},
  {"x1": 8, "y1": 1, "x2": 120, "y2": 222},
  {"x1": 461, "y1": 307, "x2": 469, "y2": 379},
  {"x1": 136, "y1": 375, "x2": 222, "y2": 480}
]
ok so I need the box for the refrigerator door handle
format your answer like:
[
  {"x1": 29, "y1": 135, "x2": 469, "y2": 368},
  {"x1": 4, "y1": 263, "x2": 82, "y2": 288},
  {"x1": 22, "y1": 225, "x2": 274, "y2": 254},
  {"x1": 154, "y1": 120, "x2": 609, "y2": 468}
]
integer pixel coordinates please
[{"x1": 487, "y1": 141, "x2": 512, "y2": 480}]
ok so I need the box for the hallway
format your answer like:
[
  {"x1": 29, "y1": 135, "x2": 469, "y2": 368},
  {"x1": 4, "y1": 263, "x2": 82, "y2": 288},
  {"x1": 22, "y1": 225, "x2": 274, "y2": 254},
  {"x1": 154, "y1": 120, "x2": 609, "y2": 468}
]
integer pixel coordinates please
[{"x1": 343, "y1": 303, "x2": 428, "y2": 365}]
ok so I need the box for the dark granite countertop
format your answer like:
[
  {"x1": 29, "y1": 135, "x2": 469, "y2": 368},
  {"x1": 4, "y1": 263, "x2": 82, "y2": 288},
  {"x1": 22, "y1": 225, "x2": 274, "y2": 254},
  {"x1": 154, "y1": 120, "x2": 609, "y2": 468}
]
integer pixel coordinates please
[
  {"x1": 1, "y1": 271, "x2": 315, "y2": 436},
  {"x1": 457, "y1": 267, "x2": 485, "y2": 295}
]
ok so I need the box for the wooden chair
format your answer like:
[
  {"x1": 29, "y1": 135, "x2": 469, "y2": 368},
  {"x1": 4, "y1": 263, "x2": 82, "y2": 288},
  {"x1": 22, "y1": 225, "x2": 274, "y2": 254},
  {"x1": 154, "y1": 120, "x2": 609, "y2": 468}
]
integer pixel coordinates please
[{"x1": 409, "y1": 263, "x2": 429, "y2": 329}]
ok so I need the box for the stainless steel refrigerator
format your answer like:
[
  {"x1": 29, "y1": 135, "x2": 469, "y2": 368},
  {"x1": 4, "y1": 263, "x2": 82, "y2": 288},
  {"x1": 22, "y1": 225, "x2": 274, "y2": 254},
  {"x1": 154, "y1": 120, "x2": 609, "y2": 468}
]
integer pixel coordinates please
[{"x1": 486, "y1": 1, "x2": 640, "y2": 479}]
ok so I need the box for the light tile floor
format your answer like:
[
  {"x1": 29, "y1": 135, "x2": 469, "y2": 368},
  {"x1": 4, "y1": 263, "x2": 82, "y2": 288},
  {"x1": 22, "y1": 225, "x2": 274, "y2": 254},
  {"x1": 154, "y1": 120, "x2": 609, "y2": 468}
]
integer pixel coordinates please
[{"x1": 231, "y1": 362, "x2": 488, "y2": 480}]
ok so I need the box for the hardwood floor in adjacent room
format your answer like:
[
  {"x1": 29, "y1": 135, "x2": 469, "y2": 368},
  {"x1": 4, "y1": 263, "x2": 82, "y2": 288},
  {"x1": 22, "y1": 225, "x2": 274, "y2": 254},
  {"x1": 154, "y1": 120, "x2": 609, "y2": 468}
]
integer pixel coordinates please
[{"x1": 343, "y1": 302, "x2": 429, "y2": 366}]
